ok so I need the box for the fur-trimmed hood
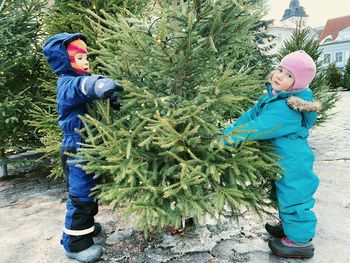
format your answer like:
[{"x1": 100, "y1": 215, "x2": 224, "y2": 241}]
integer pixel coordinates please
[
  {"x1": 287, "y1": 96, "x2": 322, "y2": 112},
  {"x1": 265, "y1": 83, "x2": 321, "y2": 129},
  {"x1": 286, "y1": 92, "x2": 321, "y2": 129},
  {"x1": 287, "y1": 95, "x2": 321, "y2": 129}
]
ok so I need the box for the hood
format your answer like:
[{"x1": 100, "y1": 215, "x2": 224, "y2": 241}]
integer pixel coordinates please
[
  {"x1": 43, "y1": 33, "x2": 88, "y2": 76},
  {"x1": 287, "y1": 91, "x2": 321, "y2": 129},
  {"x1": 266, "y1": 83, "x2": 322, "y2": 129},
  {"x1": 287, "y1": 96, "x2": 322, "y2": 113}
]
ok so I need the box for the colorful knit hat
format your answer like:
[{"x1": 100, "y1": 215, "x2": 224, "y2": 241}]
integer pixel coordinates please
[
  {"x1": 279, "y1": 50, "x2": 316, "y2": 90},
  {"x1": 66, "y1": 39, "x2": 88, "y2": 74}
]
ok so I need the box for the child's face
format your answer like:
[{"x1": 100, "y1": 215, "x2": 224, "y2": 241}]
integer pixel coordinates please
[
  {"x1": 271, "y1": 66, "x2": 295, "y2": 92},
  {"x1": 74, "y1": 53, "x2": 90, "y2": 73}
]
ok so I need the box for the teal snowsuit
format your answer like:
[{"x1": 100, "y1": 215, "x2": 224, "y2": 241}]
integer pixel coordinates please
[{"x1": 223, "y1": 83, "x2": 320, "y2": 243}]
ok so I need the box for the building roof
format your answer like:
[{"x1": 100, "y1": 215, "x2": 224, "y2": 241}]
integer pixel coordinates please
[
  {"x1": 319, "y1": 15, "x2": 350, "y2": 43},
  {"x1": 281, "y1": 0, "x2": 308, "y2": 21}
]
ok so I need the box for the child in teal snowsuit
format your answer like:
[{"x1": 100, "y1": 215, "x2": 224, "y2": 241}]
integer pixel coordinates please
[{"x1": 223, "y1": 50, "x2": 321, "y2": 259}]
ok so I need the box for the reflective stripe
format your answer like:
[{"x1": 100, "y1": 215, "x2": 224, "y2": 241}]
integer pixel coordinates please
[
  {"x1": 63, "y1": 225, "x2": 94, "y2": 236},
  {"x1": 81, "y1": 77, "x2": 88, "y2": 95}
]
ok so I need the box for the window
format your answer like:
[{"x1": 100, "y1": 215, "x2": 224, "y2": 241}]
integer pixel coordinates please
[
  {"x1": 335, "y1": 52, "x2": 343, "y2": 62},
  {"x1": 324, "y1": 53, "x2": 331, "y2": 63}
]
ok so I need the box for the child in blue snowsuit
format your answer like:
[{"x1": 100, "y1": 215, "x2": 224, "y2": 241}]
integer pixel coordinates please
[
  {"x1": 43, "y1": 33, "x2": 123, "y2": 262},
  {"x1": 222, "y1": 51, "x2": 321, "y2": 259}
]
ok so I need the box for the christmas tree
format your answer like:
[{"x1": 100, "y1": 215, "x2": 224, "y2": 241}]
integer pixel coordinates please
[
  {"x1": 44, "y1": 0, "x2": 148, "y2": 47},
  {"x1": 75, "y1": 0, "x2": 282, "y2": 234},
  {"x1": 0, "y1": 0, "x2": 46, "y2": 159},
  {"x1": 325, "y1": 63, "x2": 343, "y2": 91},
  {"x1": 342, "y1": 58, "x2": 350, "y2": 91},
  {"x1": 251, "y1": 18, "x2": 276, "y2": 77},
  {"x1": 278, "y1": 26, "x2": 340, "y2": 125}
]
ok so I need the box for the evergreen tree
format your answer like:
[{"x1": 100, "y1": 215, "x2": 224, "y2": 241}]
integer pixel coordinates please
[
  {"x1": 278, "y1": 26, "x2": 340, "y2": 125},
  {"x1": 0, "y1": 0, "x2": 46, "y2": 158},
  {"x1": 342, "y1": 58, "x2": 350, "y2": 91},
  {"x1": 325, "y1": 63, "x2": 343, "y2": 91},
  {"x1": 252, "y1": 19, "x2": 276, "y2": 77},
  {"x1": 76, "y1": 0, "x2": 281, "y2": 234},
  {"x1": 45, "y1": 0, "x2": 148, "y2": 47}
]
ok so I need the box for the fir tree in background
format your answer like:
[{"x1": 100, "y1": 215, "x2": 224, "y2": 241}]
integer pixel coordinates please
[
  {"x1": 278, "y1": 26, "x2": 340, "y2": 125},
  {"x1": 45, "y1": 0, "x2": 148, "y2": 45},
  {"x1": 76, "y1": 0, "x2": 282, "y2": 234},
  {"x1": 251, "y1": 19, "x2": 276, "y2": 77},
  {"x1": 342, "y1": 58, "x2": 350, "y2": 91},
  {"x1": 30, "y1": 92, "x2": 63, "y2": 179},
  {"x1": 325, "y1": 63, "x2": 343, "y2": 91},
  {"x1": 0, "y1": 0, "x2": 46, "y2": 158}
]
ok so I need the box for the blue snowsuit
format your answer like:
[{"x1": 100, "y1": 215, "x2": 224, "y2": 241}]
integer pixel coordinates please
[
  {"x1": 43, "y1": 33, "x2": 123, "y2": 252},
  {"x1": 223, "y1": 83, "x2": 320, "y2": 243}
]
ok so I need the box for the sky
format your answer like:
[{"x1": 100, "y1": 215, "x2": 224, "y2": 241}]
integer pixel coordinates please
[{"x1": 264, "y1": 0, "x2": 350, "y2": 27}]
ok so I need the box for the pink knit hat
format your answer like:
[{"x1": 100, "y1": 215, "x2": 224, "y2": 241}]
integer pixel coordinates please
[{"x1": 279, "y1": 50, "x2": 316, "y2": 90}]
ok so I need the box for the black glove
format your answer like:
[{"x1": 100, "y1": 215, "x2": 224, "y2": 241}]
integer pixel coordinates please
[{"x1": 110, "y1": 94, "x2": 122, "y2": 111}]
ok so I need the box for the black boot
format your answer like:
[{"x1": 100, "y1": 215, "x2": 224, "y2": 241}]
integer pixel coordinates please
[
  {"x1": 92, "y1": 223, "x2": 102, "y2": 237},
  {"x1": 268, "y1": 237, "x2": 315, "y2": 259},
  {"x1": 265, "y1": 221, "x2": 285, "y2": 238}
]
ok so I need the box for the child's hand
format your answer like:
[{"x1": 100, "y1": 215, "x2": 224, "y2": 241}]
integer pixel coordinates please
[
  {"x1": 113, "y1": 81, "x2": 124, "y2": 92},
  {"x1": 83, "y1": 76, "x2": 125, "y2": 99},
  {"x1": 94, "y1": 78, "x2": 124, "y2": 99},
  {"x1": 111, "y1": 100, "x2": 122, "y2": 110},
  {"x1": 110, "y1": 95, "x2": 122, "y2": 111}
]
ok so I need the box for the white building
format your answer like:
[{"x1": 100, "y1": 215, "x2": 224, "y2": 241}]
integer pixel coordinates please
[
  {"x1": 265, "y1": 0, "x2": 317, "y2": 56},
  {"x1": 280, "y1": 0, "x2": 308, "y2": 28},
  {"x1": 265, "y1": 0, "x2": 350, "y2": 70},
  {"x1": 319, "y1": 16, "x2": 350, "y2": 69}
]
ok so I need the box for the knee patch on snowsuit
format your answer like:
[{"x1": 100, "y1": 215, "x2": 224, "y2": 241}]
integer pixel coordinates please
[{"x1": 62, "y1": 196, "x2": 98, "y2": 252}]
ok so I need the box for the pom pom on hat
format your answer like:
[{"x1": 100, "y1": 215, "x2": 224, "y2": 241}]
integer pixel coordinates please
[
  {"x1": 279, "y1": 50, "x2": 316, "y2": 90},
  {"x1": 66, "y1": 39, "x2": 88, "y2": 74}
]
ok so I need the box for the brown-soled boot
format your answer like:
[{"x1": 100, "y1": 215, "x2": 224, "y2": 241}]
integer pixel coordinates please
[{"x1": 268, "y1": 237, "x2": 315, "y2": 259}]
